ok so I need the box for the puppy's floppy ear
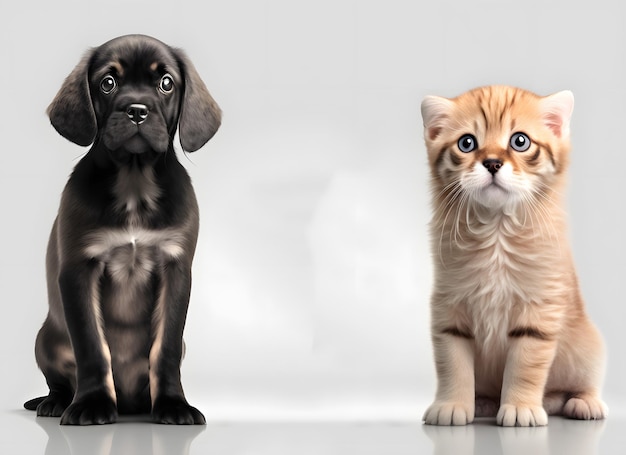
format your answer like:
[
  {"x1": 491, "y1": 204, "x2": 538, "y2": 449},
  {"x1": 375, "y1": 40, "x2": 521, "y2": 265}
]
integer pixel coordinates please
[
  {"x1": 174, "y1": 49, "x2": 222, "y2": 152},
  {"x1": 47, "y1": 51, "x2": 97, "y2": 146}
]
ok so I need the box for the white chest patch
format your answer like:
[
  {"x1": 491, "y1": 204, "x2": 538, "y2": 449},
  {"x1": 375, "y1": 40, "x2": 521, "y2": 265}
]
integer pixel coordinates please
[{"x1": 84, "y1": 228, "x2": 186, "y2": 285}]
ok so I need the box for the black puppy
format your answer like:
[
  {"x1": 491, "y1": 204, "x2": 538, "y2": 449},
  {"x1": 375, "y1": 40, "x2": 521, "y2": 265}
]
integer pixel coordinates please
[{"x1": 24, "y1": 35, "x2": 221, "y2": 425}]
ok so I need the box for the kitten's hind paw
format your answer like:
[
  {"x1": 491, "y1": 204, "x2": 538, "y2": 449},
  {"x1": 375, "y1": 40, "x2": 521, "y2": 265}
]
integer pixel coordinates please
[
  {"x1": 423, "y1": 401, "x2": 474, "y2": 426},
  {"x1": 563, "y1": 395, "x2": 608, "y2": 420},
  {"x1": 497, "y1": 404, "x2": 548, "y2": 427}
]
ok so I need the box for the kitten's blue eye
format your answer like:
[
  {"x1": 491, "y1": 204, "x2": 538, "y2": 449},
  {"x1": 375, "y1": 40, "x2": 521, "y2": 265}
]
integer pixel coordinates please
[
  {"x1": 510, "y1": 132, "x2": 531, "y2": 152},
  {"x1": 457, "y1": 134, "x2": 477, "y2": 153}
]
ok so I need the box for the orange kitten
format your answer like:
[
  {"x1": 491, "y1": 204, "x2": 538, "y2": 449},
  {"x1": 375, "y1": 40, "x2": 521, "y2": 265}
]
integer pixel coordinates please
[{"x1": 421, "y1": 86, "x2": 607, "y2": 427}]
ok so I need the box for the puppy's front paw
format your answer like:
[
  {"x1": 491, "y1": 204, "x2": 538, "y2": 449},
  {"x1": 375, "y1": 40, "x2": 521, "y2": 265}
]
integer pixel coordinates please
[
  {"x1": 152, "y1": 396, "x2": 206, "y2": 425},
  {"x1": 423, "y1": 401, "x2": 474, "y2": 426},
  {"x1": 497, "y1": 403, "x2": 547, "y2": 427},
  {"x1": 60, "y1": 392, "x2": 117, "y2": 425},
  {"x1": 563, "y1": 395, "x2": 608, "y2": 420}
]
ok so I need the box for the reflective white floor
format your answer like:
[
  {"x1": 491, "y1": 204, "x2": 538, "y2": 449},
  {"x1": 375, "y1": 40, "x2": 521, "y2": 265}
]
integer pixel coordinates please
[{"x1": 3, "y1": 408, "x2": 625, "y2": 455}]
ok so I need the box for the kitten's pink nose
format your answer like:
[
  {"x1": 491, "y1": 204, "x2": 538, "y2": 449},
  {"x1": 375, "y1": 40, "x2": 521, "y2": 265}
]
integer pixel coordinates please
[{"x1": 483, "y1": 159, "x2": 503, "y2": 175}]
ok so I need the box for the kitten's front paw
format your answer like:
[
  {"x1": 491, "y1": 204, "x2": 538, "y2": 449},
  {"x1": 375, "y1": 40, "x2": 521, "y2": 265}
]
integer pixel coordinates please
[
  {"x1": 423, "y1": 401, "x2": 474, "y2": 426},
  {"x1": 497, "y1": 404, "x2": 547, "y2": 427},
  {"x1": 563, "y1": 395, "x2": 608, "y2": 420}
]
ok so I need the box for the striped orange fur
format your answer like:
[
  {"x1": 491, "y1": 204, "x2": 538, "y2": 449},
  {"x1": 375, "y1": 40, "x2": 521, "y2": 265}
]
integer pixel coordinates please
[{"x1": 421, "y1": 86, "x2": 607, "y2": 427}]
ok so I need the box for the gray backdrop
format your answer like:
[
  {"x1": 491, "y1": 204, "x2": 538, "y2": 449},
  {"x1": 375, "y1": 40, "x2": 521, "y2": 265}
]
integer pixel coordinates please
[{"x1": 1, "y1": 0, "x2": 624, "y2": 419}]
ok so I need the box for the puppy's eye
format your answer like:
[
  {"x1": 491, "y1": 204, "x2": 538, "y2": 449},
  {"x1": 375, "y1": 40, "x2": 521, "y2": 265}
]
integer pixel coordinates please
[
  {"x1": 159, "y1": 74, "x2": 174, "y2": 94},
  {"x1": 457, "y1": 134, "x2": 477, "y2": 153},
  {"x1": 510, "y1": 132, "x2": 531, "y2": 152},
  {"x1": 100, "y1": 75, "x2": 117, "y2": 94}
]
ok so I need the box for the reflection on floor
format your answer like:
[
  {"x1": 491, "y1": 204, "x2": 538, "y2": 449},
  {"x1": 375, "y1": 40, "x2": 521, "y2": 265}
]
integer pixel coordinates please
[
  {"x1": 424, "y1": 417, "x2": 606, "y2": 455},
  {"x1": 4, "y1": 409, "x2": 622, "y2": 455}
]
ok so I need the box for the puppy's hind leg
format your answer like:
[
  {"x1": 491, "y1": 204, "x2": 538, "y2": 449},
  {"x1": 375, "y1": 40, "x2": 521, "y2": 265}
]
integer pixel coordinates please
[
  {"x1": 32, "y1": 372, "x2": 74, "y2": 418},
  {"x1": 25, "y1": 221, "x2": 75, "y2": 417},
  {"x1": 26, "y1": 321, "x2": 75, "y2": 417}
]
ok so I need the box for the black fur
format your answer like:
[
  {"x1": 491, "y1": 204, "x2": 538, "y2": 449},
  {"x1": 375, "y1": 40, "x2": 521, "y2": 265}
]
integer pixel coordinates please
[{"x1": 25, "y1": 35, "x2": 221, "y2": 425}]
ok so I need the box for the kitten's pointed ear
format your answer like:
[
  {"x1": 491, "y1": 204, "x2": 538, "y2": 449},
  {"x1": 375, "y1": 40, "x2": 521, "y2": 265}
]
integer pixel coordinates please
[
  {"x1": 421, "y1": 96, "x2": 453, "y2": 141},
  {"x1": 541, "y1": 90, "x2": 574, "y2": 138}
]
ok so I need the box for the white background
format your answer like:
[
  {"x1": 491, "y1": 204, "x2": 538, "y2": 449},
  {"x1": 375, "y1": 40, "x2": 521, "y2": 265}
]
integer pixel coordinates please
[{"x1": 1, "y1": 0, "x2": 624, "y2": 420}]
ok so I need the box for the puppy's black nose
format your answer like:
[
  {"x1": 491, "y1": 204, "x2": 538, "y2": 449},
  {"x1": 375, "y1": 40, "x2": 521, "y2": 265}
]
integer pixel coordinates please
[
  {"x1": 126, "y1": 104, "x2": 149, "y2": 125},
  {"x1": 483, "y1": 158, "x2": 503, "y2": 175}
]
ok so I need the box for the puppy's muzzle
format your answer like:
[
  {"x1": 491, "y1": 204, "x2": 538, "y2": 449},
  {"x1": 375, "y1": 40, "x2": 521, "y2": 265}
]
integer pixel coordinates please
[{"x1": 126, "y1": 104, "x2": 149, "y2": 125}]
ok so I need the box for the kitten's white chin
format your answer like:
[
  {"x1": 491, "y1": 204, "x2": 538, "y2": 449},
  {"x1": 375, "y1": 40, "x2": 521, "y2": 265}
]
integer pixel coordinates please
[{"x1": 475, "y1": 184, "x2": 514, "y2": 209}]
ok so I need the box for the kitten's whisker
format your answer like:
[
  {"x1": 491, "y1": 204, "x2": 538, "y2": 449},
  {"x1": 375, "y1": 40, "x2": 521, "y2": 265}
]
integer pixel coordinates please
[
  {"x1": 534, "y1": 187, "x2": 566, "y2": 217},
  {"x1": 453, "y1": 192, "x2": 470, "y2": 247},
  {"x1": 434, "y1": 181, "x2": 465, "y2": 265},
  {"x1": 519, "y1": 193, "x2": 535, "y2": 233},
  {"x1": 433, "y1": 181, "x2": 464, "y2": 222},
  {"x1": 524, "y1": 191, "x2": 562, "y2": 256}
]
